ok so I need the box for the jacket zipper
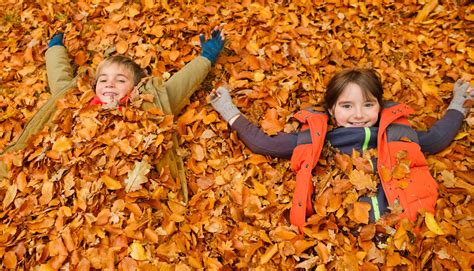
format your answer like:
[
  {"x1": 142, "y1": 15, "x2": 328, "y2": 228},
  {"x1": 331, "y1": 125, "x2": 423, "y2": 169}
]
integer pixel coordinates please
[{"x1": 364, "y1": 127, "x2": 381, "y2": 221}]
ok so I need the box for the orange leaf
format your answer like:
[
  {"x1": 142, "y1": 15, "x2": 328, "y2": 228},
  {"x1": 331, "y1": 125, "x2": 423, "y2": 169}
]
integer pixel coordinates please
[
  {"x1": 261, "y1": 108, "x2": 284, "y2": 135},
  {"x1": 3, "y1": 251, "x2": 17, "y2": 269},
  {"x1": 100, "y1": 175, "x2": 123, "y2": 190},
  {"x1": 415, "y1": 0, "x2": 438, "y2": 23},
  {"x1": 349, "y1": 169, "x2": 377, "y2": 191},
  {"x1": 116, "y1": 39, "x2": 129, "y2": 54},
  {"x1": 245, "y1": 154, "x2": 268, "y2": 165},
  {"x1": 74, "y1": 50, "x2": 88, "y2": 66},
  {"x1": 316, "y1": 242, "x2": 330, "y2": 263},
  {"x1": 348, "y1": 202, "x2": 371, "y2": 224},
  {"x1": 169, "y1": 50, "x2": 180, "y2": 61}
]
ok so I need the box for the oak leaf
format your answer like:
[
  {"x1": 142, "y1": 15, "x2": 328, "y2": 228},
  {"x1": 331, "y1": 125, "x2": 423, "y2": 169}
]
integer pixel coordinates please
[{"x1": 124, "y1": 159, "x2": 151, "y2": 192}]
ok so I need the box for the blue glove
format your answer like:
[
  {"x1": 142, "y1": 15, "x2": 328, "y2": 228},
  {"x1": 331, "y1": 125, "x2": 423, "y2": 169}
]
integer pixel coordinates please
[
  {"x1": 48, "y1": 32, "x2": 64, "y2": 48},
  {"x1": 200, "y1": 29, "x2": 224, "y2": 65}
]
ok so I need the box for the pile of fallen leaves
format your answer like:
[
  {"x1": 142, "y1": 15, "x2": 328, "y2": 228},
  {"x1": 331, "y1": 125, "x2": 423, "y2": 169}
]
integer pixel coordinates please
[
  {"x1": 1, "y1": 76, "x2": 179, "y2": 269},
  {"x1": 0, "y1": 0, "x2": 473, "y2": 270}
]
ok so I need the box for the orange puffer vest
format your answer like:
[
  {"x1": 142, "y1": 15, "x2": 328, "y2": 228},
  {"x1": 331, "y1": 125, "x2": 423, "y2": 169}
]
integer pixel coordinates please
[{"x1": 290, "y1": 103, "x2": 438, "y2": 231}]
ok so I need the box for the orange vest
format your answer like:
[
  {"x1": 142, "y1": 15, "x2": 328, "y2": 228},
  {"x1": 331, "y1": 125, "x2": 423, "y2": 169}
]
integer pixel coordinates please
[{"x1": 290, "y1": 104, "x2": 438, "y2": 231}]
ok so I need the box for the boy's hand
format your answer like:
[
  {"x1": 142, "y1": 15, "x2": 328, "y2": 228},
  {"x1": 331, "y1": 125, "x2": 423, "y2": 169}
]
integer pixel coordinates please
[
  {"x1": 48, "y1": 32, "x2": 64, "y2": 48},
  {"x1": 200, "y1": 25, "x2": 225, "y2": 65},
  {"x1": 448, "y1": 79, "x2": 473, "y2": 116},
  {"x1": 209, "y1": 86, "x2": 241, "y2": 123}
]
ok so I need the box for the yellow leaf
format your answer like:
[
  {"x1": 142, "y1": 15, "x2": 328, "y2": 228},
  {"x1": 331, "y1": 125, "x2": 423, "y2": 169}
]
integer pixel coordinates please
[
  {"x1": 188, "y1": 256, "x2": 203, "y2": 269},
  {"x1": 260, "y1": 244, "x2": 278, "y2": 264},
  {"x1": 316, "y1": 242, "x2": 330, "y2": 263},
  {"x1": 100, "y1": 175, "x2": 122, "y2": 190},
  {"x1": 39, "y1": 264, "x2": 55, "y2": 271},
  {"x1": 52, "y1": 136, "x2": 72, "y2": 152},
  {"x1": 118, "y1": 139, "x2": 134, "y2": 155},
  {"x1": 128, "y1": 6, "x2": 140, "y2": 17},
  {"x1": 454, "y1": 132, "x2": 468, "y2": 140},
  {"x1": 415, "y1": 0, "x2": 438, "y2": 23},
  {"x1": 425, "y1": 212, "x2": 444, "y2": 235},
  {"x1": 203, "y1": 112, "x2": 218, "y2": 124},
  {"x1": 271, "y1": 227, "x2": 297, "y2": 241},
  {"x1": 246, "y1": 39, "x2": 260, "y2": 55},
  {"x1": 293, "y1": 240, "x2": 317, "y2": 255},
  {"x1": 130, "y1": 241, "x2": 147, "y2": 260},
  {"x1": 251, "y1": 179, "x2": 268, "y2": 196},
  {"x1": 142, "y1": 0, "x2": 155, "y2": 10},
  {"x1": 2, "y1": 184, "x2": 17, "y2": 209},
  {"x1": 421, "y1": 81, "x2": 440, "y2": 99},
  {"x1": 253, "y1": 71, "x2": 265, "y2": 82},
  {"x1": 105, "y1": 2, "x2": 124, "y2": 13}
]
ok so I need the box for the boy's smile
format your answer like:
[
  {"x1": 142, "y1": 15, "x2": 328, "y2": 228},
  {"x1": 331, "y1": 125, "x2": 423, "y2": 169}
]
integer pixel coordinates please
[
  {"x1": 95, "y1": 63, "x2": 134, "y2": 104},
  {"x1": 330, "y1": 83, "x2": 381, "y2": 128}
]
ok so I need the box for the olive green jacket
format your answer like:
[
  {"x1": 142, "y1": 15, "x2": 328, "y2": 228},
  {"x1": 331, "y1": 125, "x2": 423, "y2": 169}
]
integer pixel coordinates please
[{"x1": 0, "y1": 46, "x2": 212, "y2": 202}]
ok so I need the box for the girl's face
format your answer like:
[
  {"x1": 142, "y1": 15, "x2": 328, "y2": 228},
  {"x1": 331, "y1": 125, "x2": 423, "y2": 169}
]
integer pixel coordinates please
[
  {"x1": 329, "y1": 83, "x2": 381, "y2": 128},
  {"x1": 95, "y1": 63, "x2": 135, "y2": 104}
]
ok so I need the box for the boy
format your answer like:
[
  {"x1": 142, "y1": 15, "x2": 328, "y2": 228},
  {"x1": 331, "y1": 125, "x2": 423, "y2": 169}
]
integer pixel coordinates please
[{"x1": 0, "y1": 27, "x2": 225, "y2": 202}]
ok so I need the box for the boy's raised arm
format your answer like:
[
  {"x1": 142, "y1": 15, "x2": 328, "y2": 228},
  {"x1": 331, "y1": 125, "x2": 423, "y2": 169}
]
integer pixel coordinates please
[
  {"x1": 45, "y1": 33, "x2": 75, "y2": 95},
  {"x1": 163, "y1": 27, "x2": 224, "y2": 115}
]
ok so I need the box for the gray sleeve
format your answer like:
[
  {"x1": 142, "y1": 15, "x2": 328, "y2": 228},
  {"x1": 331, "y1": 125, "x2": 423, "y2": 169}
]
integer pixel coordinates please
[
  {"x1": 230, "y1": 115, "x2": 298, "y2": 159},
  {"x1": 417, "y1": 109, "x2": 464, "y2": 154}
]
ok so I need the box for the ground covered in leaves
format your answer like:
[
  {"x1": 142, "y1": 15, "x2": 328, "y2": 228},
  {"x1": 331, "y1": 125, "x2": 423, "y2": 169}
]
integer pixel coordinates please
[{"x1": 0, "y1": 0, "x2": 473, "y2": 270}]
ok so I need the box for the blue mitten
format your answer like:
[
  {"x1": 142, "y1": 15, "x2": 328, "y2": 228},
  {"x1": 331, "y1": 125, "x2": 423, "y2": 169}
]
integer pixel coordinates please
[
  {"x1": 48, "y1": 32, "x2": 64, "y2": 48},
  {"x1": 200, "y1": 29, "x2": 224, "y2": 64}
]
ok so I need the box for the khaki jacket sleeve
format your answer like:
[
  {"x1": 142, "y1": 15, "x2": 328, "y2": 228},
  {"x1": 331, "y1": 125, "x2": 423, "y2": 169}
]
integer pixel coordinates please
[
  {"x1": 163, "y1": 56, "x2": 211, "y2": 115},
  {"x1": 45, "y1": 46, "x2": 74, "y2": 95}
]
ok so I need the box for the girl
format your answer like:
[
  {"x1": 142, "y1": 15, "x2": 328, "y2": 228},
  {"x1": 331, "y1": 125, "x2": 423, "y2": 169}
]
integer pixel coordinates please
[{"x1": 210, "y1": 69, "x2": 472, "y2": 230}]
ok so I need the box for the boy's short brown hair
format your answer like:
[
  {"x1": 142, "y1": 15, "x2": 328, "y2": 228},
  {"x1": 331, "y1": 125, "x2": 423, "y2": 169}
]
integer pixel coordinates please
[{"x1": 94, "y1": 55, "x2": 145, "y2": 88}]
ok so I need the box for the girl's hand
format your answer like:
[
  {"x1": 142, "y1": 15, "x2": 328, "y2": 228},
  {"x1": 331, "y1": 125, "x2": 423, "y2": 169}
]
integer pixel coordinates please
[
  {"x1": 209, "y1": 86, "x2": 241, "y2": 124},
  {"x1": 448, "y1": 79, "x2": 473, "y2": 116}
]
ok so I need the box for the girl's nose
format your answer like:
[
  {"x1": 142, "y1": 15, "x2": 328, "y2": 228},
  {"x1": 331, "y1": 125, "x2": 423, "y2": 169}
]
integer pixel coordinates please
[
  {"x1": 354, "y1": 106, "x2": 363, "y2": 118},
  {"x1": 106, "y1": 80, "x2": 115, "y2": 87}
]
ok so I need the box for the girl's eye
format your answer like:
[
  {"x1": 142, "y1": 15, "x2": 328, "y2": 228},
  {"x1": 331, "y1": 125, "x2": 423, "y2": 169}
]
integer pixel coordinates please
[
  {"x1": 365, "y1": 103, "x2": 375, "y2": 107},
  {"x1": 341, "y1": 104, "x2": 351, "y2": 109}
]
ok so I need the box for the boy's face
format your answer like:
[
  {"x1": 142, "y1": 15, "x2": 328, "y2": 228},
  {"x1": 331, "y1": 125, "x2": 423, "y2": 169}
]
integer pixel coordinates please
[
  {"x1": 95, "y1": 63, "x2": 135, "y2": 104},
  {"x1": 330, "y1": 83, "x2": 381, "y2": 128}
]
